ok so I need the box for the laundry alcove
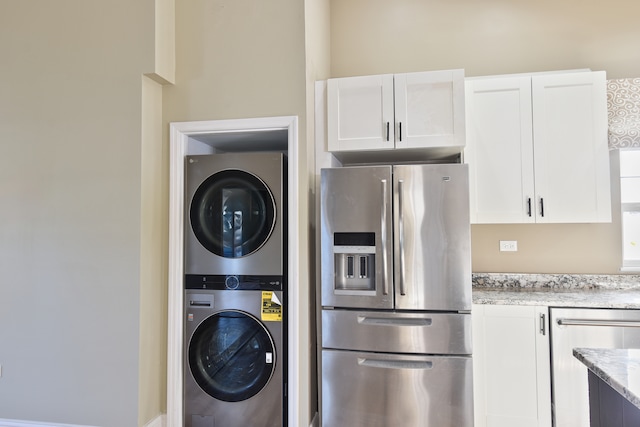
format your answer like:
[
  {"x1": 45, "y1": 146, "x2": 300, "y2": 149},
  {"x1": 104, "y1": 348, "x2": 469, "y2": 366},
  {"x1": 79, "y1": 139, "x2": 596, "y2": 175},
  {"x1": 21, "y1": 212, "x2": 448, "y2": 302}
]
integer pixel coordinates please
[{"x1": 167, "y1": 116, "x2": 301, "y2": 427}]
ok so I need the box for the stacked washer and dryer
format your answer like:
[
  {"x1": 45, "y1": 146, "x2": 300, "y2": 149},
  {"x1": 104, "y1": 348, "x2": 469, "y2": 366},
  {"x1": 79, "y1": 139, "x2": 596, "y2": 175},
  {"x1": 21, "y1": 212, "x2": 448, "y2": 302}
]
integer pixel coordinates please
[{"x1": 183, "y1": 152, "x2": 287, "y2": 427}]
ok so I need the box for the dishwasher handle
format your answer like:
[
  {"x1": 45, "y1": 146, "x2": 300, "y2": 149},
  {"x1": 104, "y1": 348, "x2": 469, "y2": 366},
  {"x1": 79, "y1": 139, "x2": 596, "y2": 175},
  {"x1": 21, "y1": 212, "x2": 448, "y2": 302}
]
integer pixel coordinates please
[{"x1": 556, "y1": 318, "x2": 640, "y2": 328}]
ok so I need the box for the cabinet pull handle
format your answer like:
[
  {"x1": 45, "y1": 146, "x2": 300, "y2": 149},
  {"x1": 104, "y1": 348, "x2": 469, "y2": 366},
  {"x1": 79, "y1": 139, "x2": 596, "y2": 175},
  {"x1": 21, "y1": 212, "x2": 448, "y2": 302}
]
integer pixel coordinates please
[
  {"x1": 527, "y1": 198, "x2": 532, "y2": 217},
  {"x1": 399, "y1": 122, "x2": 402, "y2": 142},
  {"x1": 540, "y1": 197, "x2": 545, "y2": 217},
  {"x1": 386, "y1": 122, "x2": 390, "y2": 141},
  {"x1": 540, "y1": 313, "x2": 546, "y2": 335}
]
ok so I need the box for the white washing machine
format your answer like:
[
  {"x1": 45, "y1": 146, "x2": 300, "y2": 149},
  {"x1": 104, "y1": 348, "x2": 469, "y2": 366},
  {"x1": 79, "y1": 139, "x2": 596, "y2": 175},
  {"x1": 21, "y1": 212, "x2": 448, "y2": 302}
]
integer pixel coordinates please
[
  {"x1": 184, "y1": 289, "x2": 286, "y2": 427},
  {"x1": 185, "y1": 152, "x2": 286, "y2": 289}
]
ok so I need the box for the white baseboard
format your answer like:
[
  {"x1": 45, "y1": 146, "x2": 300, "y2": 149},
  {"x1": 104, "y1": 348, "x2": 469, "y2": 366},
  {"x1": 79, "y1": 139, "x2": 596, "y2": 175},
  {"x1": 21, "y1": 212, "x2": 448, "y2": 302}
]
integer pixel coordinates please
[
  {"x1": 0, "y1": 414, "x2": 165, "y2": 427},
  {"x1": 0, "y1": 419, "x2": 96, "y2": 427},
  {"x1": 143, "y1": 414, "x2": 165, "y2": 427}
]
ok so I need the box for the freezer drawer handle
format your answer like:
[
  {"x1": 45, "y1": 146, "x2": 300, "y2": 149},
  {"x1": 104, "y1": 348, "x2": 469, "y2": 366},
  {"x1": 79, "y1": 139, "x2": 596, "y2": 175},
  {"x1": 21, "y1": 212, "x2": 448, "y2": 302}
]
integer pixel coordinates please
[
  {"x1": 556, "y1": 318, "x2": 640, "y2": 328},
  {"x1": 358, "y1": 315, "x2": 432, "y2": 327},
  {"x1": 381, "y1": 179, "x2": 390, "y2": 296},
  {"x1": 358, "y1": 358, "x2": 433, "y2": 370}
]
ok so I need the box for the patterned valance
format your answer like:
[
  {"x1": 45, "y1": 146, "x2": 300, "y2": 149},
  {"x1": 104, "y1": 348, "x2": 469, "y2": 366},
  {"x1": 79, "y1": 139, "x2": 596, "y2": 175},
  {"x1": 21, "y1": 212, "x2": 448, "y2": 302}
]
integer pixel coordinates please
[{"x1": 608, "y1": 78, "x2": 640, "y2": 149}]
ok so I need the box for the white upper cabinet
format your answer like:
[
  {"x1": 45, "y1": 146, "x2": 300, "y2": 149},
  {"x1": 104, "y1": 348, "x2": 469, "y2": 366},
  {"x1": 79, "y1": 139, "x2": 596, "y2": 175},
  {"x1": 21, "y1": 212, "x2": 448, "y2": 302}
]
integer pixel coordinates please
[
  {"x1": 394, "y1": 70, "x2": 466, "y2": 149},
  {"x1": 531, "y1": 72, "x2": 611, "y2": 223},
  {"x1": 327, "y1": 69, "x2": 465, "y2": 154},
  {"x1": 327, "y1": 74, "x2": 395, "y2": 151},
  {"x1": 465, "y1": 70, "x2": 611, "y2": 224},
  {"x1": 465, "y1": 76, "x2": 535, "y2": 223}
]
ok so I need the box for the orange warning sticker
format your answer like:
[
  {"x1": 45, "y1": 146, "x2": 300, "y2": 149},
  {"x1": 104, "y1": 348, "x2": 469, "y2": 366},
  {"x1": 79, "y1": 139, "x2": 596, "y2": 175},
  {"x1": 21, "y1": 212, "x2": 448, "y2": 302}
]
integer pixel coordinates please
[{"x1": 261, "y1": 291, "x2": 282, "y2": 322}]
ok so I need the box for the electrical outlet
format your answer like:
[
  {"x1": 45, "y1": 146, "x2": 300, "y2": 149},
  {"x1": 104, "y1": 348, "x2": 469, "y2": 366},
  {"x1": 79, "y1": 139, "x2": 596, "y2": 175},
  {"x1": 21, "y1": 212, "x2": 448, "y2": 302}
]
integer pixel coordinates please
[{"x1": 500, "y1": 240, "x2": 518, "y2": 252}]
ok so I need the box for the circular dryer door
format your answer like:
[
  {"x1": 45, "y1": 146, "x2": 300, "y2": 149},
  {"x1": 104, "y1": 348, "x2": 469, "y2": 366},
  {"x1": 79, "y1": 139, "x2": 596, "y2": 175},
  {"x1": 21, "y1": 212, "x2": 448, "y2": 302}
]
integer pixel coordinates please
[
  {"x1": 190, "y1": 169, "x2": 276, "y2": 258},
  {"x1": 188, "y1": 310, "x2": 276, "y2": 402}
]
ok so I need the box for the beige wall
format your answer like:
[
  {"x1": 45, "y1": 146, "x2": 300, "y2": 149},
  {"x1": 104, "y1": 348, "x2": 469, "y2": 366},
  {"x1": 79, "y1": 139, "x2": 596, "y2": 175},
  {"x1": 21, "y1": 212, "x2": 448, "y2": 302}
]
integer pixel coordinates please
[
  {"x1": 330, "y1": 0, "x2": 640, "y2": 80},
  {"x1": 139, "y1": 75, "x2": 169, "y2": 425},
  {"x1": 164, "y1": 0, "x2": 307, "y2": 123},
  {"x1": 0, "y1": 1, "x2": 168, "y2": 425},
  {"x1": 330, "y1": 0, "x2": 640, "y2": 274}
]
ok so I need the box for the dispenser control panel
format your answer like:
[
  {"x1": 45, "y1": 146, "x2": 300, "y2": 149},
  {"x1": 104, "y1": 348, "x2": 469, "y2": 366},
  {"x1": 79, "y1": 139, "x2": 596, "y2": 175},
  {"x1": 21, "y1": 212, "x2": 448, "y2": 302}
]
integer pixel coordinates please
[{"x1": 333, "y1": 232, "x2": 376, "y2": 294}]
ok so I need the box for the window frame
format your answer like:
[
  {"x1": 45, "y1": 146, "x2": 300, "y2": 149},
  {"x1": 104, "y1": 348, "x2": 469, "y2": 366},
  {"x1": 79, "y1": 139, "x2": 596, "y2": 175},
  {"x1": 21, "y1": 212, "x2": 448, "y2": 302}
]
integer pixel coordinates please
[{"x1": 619, "y1": 148, "x2": 640, "y2": 271}]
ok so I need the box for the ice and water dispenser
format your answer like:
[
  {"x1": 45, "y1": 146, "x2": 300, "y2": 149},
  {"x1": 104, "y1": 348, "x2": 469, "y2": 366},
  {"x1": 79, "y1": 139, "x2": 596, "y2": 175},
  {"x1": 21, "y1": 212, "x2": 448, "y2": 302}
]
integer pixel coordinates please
[{"x1": 332, "y1": 232, "x2": 376, "y2": 294}]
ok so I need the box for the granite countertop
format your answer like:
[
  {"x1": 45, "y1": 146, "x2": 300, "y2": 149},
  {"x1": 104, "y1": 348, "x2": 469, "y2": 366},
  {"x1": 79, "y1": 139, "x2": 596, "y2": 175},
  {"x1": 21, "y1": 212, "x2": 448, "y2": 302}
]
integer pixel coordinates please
[
  {"x1": 573, "y1": 348, "x2": 640, "y2": 410},
  {"x1": 472, "y1": 273, "x2": 640, "y2": 309}
]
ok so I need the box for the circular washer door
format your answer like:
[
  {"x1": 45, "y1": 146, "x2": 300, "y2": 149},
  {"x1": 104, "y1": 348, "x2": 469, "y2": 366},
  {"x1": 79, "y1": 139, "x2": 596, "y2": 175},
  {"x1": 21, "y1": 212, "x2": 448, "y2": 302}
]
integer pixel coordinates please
[
  {"x1": 188, "y1": 310, "x2": 276, "y2": 402},
  {"x1": 190, "y1": 169, "x2": 276, "y2": 258}
]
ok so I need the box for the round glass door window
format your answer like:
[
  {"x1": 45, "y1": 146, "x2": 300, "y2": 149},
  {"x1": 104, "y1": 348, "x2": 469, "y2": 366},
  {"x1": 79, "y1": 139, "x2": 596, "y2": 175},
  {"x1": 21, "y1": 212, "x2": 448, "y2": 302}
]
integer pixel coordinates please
[
  {"x1": 190, "y1": 170, "x2": 276, "y2": 258},
  {"x1": 188, "y1": 310, "x2": 276, "y2": 402}
]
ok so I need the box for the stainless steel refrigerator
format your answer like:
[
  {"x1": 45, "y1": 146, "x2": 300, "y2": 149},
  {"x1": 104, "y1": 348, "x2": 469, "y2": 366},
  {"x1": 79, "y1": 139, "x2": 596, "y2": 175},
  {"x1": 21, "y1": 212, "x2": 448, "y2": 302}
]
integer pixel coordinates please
[{"x1": 320, "y1": 163, "x2": 473, "y2": 427}]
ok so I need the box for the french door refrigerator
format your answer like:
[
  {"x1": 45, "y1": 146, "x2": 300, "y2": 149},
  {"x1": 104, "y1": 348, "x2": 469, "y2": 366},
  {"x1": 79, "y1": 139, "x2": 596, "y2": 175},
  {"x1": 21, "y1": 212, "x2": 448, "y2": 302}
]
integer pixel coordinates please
[{"x1": 320, "y1": 164, "x2": 473, "y2": 427}]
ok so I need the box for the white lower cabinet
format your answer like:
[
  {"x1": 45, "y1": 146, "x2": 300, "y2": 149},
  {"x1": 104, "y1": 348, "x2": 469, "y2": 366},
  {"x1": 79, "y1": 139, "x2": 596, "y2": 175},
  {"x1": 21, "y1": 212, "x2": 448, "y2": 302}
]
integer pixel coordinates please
[{"x1": 472, "y1": 304, "x2": 552, "y2": 427}]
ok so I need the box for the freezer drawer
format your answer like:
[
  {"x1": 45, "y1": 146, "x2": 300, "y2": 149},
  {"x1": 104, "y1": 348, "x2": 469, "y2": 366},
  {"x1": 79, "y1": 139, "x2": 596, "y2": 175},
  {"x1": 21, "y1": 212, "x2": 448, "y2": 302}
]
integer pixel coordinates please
[
  {"x1": 322, "y1": 309, "x2": 472, "y2": 355},
  {"x1": 321, "y1": 349, "x2": 473, "y2": 427},
  {"x1": 550, "y1": 308, "x2": 640, "y2": 427}
]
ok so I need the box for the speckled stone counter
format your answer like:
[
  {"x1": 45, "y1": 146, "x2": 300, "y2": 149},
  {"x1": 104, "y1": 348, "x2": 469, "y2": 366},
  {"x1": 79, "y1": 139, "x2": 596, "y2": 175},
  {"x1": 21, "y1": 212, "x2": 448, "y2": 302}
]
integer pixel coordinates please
[
  {"x1": 573, "y1": 348, "x2": 640, "y2": 410},
  {"x1": 472, "y1": 273, "x2": 640, "y2": 309}
]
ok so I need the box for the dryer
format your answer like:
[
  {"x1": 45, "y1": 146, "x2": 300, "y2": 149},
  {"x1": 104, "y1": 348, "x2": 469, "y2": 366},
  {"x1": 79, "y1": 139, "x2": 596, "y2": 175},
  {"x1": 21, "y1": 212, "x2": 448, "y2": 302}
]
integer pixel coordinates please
[
  {"x1": 184, "y1": 289, "x2": 286, "y2": 427},
  {"x1": 185, "y1": 152, "x2": 286, "y2": 288}
]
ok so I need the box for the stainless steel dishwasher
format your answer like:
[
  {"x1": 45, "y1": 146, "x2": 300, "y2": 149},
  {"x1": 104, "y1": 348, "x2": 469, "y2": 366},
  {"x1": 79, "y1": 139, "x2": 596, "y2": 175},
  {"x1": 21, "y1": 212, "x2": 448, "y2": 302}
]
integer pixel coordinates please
[{"x1": 550, "y1": 308, "x2": 640, "y2": 427}]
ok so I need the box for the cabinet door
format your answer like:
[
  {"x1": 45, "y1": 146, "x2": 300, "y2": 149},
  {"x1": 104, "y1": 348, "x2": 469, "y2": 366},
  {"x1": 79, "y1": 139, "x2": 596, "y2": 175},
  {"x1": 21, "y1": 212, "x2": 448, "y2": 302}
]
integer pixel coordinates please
[
  {"x1": 532, "y1": 71, "x2": 611, "y2": 223},
  {"x1": 473, "y1": 304, "x2": 552, "y2": 427},
  {"x1": 465, "y1": 76, "x2": 535, "y2": 223},
  {"x1": 395, "y1": 69, "x2": 466, "y2": 150},
  {"x1": 327, "y1": 74, "x2": 394, "y2": 151}
]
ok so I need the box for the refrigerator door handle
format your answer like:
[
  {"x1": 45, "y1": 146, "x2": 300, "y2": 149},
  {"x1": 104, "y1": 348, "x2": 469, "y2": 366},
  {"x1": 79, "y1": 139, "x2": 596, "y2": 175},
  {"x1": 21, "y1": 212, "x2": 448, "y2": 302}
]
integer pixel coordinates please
[
  {"x1": 381, "y1": 179, "x2": 390, "y2": 296},
  {"x1": 398, "y1": 179, "x2": 407, "y2": 296}
]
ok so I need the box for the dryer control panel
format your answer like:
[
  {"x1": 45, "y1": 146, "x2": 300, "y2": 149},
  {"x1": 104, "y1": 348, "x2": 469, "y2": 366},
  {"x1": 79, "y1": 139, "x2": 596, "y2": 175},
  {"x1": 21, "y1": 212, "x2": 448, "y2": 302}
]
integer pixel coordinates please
[{"x1": 185, "y1": 274, "x2": 284, "y2": 291}]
